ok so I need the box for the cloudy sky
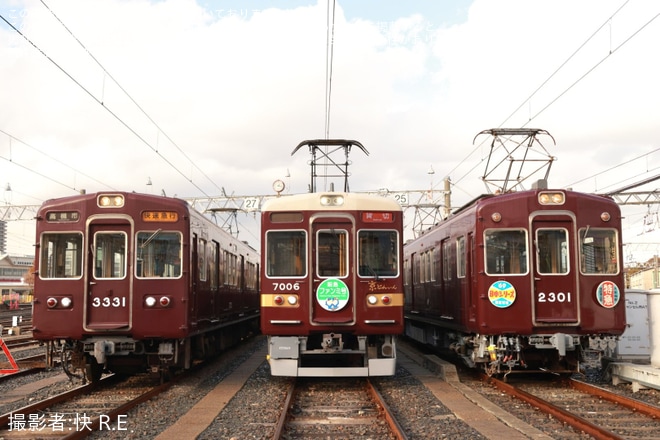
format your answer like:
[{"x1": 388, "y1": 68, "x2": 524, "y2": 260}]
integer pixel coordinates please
[{"x1": 1, "y1": 0, "x2": 659, "y2": 261}]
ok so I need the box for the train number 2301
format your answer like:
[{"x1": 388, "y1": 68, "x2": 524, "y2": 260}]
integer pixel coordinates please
[
  {"x1": 537, "y1": 292, "x2": 572, "y2": 303},
  {"x1": 92, "y1": 297, "x2": 127, "y2": 307}
]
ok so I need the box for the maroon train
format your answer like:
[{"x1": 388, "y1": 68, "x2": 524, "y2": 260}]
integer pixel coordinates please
[
  {"x1": 260, "y1": 192, "x2": 404, "y2": 376},
  {"x1": 32, "y1": 191, "x2": 259, "y2": 382},
  {"x1": 403, "y1": 183, "x2": 626, "y2": 375}
]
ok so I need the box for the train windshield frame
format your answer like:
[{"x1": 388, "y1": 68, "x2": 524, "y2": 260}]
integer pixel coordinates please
[
  {"x1": 135, "y1": 230, "x2": 182, "y2": 279},
  {"x1": 358, "y1": 229, "x2": 399, "y2": 278},
  {"x1": 484, "y1": 228, "x2": 529, "y2": 275},
  {"x1": 579, "y1": 227, "x2": 619, "y2": 275},
  {"x1": 39, "y1": 232, "x2": 84, "y2": 279},
  {"x1": 265, "y1": 229, "x2": 307, "y2": 278}
]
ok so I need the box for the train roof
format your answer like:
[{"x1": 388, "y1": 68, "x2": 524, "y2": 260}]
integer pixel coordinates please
[
  {"x1": 449, "y1": 188, "x2": 617, "y2": 217},
  {"x1": 261, "y1": 192, "x2": 402, "y2": 212},
  {"x1": 39, "y1": 191, "x2": 189, "y2": 210}
]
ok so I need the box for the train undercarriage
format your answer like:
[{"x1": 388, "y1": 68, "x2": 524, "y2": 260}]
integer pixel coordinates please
[
  {"x1": 405, "y1": 320, "x2": 619, "y2": 377},
  {"x1": 44, "y1": 318, "x2": 259, "y2": 383},
  {"x1": 267, "y1": 333, "x2": 397, "y2": 377}
]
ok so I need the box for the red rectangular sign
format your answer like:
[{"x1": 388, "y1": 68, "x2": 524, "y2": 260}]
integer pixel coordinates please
[{"x1": 362, "y1": 212, "x2": 394, "y2": 223}]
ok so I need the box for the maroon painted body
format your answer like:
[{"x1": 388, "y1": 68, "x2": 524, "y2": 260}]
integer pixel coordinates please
[
  {"x1": 404, "y1": 188, "x2": 626, "y2": 373},
  {"x1": 32, "y1": 192, "x2": 259, "y2": 379}
]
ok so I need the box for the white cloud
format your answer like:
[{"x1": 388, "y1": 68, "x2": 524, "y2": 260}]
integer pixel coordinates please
[{"x1": 1, "y1": 0, "x2": 659, "y2": 255}]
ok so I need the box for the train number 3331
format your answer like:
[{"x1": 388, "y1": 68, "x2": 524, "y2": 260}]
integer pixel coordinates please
[
  {"x1": 92, "y1": 297, "x2": 127, "y2": 307},
  {"x1": 537, "y1": 292, "x2": 572, "y2": 303}
]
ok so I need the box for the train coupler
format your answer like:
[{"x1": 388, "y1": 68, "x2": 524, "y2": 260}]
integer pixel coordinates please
[
  {"x1": 321, "y1": 333, "x2": 344, "y2": 352},
  {"x1": 92, "y1": 340, "x2": 115, "y2": 365}
]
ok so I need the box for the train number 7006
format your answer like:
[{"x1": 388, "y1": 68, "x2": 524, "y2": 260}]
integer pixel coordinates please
[{"x1": 272, "y1": 282, "x2": 301, "y2": 291}]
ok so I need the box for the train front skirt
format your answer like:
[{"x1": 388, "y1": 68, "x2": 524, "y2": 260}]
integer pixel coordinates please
[{"x1": 267, "y1": 334, "x2": 397, "y2": 377}]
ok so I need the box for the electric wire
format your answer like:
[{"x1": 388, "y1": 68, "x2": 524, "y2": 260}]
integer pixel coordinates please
[
  {"x1": 446, "y1": 1, "x2": 658, "y2": 194},
  {"x1": 0, "y1": 154, "x2": 76, "y2": 193},
  {"x1": 324, "y1": 0, "x2": 336, "y2": 140},
  {"x1": 0, "y1": 10, "x2": 211, "y2": 198},
  {"x1": 527, "y1": 10, "x2": 659, "y2": 126},
  {"x1": 498, "y1": 0, "x2": 631, "y2": 128},
  {"x1": 0, "y1": 128, "x2": 114, "y2": 192},
  {"x1": 446, "y1": 0, "x2": 631, "y2": 186},
  {"x1": 566, "y1": 148, "x2": 660, "y2": 190},
  {"x1": 320, "y1": 0, "x2": 337, "y2": 192},
  {"x1": 38, "y1": 0, "x2": 225, "y2": 196}
]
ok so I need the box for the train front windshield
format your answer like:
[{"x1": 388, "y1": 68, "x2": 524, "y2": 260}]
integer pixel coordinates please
[
  {"x1": 484, "y1": 227, "x2": 620, "y2": 276},
  {"x1": 579, "y1": 228, "x2": 619, "y2": 274},
  {"x1": 136, "y1": 231, "x2": 182, "y2": 278},
  {"x1": 358, "y1": 230, "x2": 398, "y2": 277},
  {"x1": 266, "y1": 231, "x2": 307, "y2": 277},
  {"x1": 265, "y1": 229, "x2": 399, "y2": 279},
  {"x1": 40, "y1": 233, "x2": 84, "y2": 278}
]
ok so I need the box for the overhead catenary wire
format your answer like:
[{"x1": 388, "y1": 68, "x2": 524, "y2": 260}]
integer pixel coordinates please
[
  {"x1": 0, "y1": 128, "x2": 115, "y2": 193},
  {"x1": 319, "y1": 0, "x2": 337, "y2": 192},
  {"x1": 567, "y1": 148, "x2": 660, "y2": 190},
  {"x1": 324, "y1": 0, "x2": 336, "y2": 141},
  {"x1": 446, "y1": 1, "x2": 659, "y2": 193},
  {"x1": 38, "y1": 0, "x2": 226, "y2": 197},
  {"x1": 0, "y1": 8, "x2": 212, "y2": 198}
]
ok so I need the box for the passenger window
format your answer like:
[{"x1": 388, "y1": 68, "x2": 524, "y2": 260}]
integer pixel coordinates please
[
  {"x1": 442, "y1": 240, "x2": 451, "y2": 281},
  {"x1": 198, "y1": 239, "x2": 207, "y2": 281},
  {"x1": 456, "y1": 236, "x2": 466, "y2": 278}
]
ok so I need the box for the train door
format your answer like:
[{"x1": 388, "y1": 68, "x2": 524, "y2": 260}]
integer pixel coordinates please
[
  {"x1": 531, "y1": 216, "x2": 579, "y2": 324},
  {"x1": 310, "y1": 217, "x2": 355, "y2": 325},
  {"x1": 84, "y1": 221, "x2": 132, "y2": 331}
]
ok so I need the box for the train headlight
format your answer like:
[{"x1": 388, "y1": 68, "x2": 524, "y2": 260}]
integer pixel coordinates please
[
  {"x1": 287, "y1": 295, "x2": 298, "y2": 305},
  {"x1": 159, "y1": 296, "x2": 171, "y2": 307},
  {"x1": 538, "y1": 192, "x2": 565, "y2": 205},
  {"x1": 491, "y1": 212, "x2": 502, "y2": 223},
  {"x1": 98, "y1": 194, "x2": 125, "y2": 208},
  {"x1": 367, "y1": 295, "x2": 378, "y2": 305},
  {"x1": 145, "y1": 296, "x2": 157, "y2": 307},
  {"x1": 274, "y1": 295, "x2": 284, "y2": 305},
  {"x1": 320, "y1": 194, "x2": 344, "y2": 206},
  {"x1": 46, "y1": 297, "x2": 58, "y2": 308},
  {"x1": 60, "y1": 297, "x2": 72, "y2": 308},
  {"x1": 601, "y1": 212, "x2": 611, "y2": 222}
]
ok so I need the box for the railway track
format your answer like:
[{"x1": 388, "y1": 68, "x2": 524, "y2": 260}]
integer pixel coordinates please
[
  {"x1": 273, "y1": 377, "x2": 407, "y2": 439},
  {"x1": 0, "y1": 373, "x2": 172, "y2": 439},
  {"x1": 488, "y1": 375, "x2": 660, "y2": 440}
]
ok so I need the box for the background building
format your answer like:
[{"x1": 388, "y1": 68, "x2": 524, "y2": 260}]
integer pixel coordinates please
[
  {"x1": 628, "y1": 256, "x2": 660, "y2": 290},
  {"x1": 0, "y1": 253, "x2": 33, "y2": 307}
]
